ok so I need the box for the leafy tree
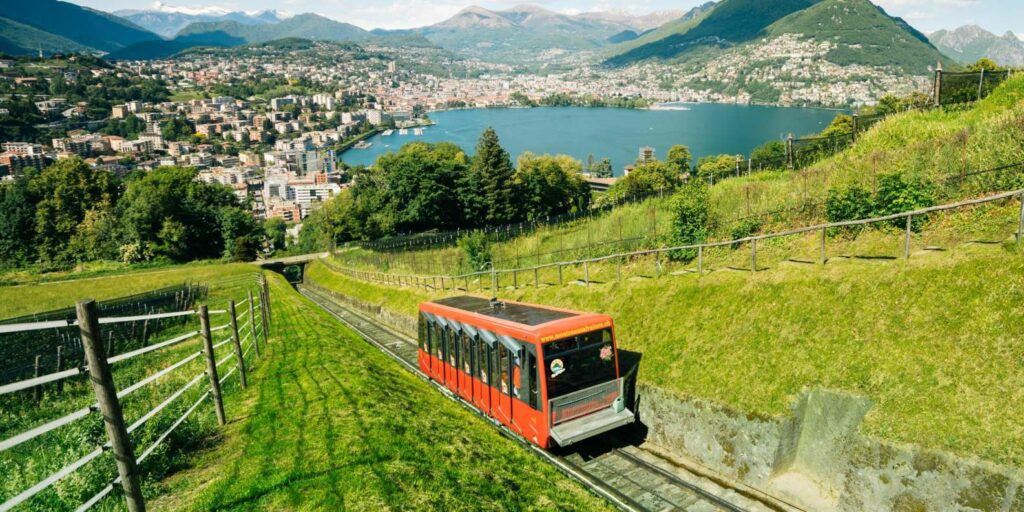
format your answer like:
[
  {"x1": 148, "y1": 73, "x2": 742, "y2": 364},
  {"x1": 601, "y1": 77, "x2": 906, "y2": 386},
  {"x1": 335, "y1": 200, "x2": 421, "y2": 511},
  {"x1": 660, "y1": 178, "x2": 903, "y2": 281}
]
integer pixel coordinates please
[
  {"x1": 30, "y1": 158, "x2": 117, "y2": 265},
  {"x1": 668, "y1": 181, "x2": 709, "y2": 261},
  {"x1": 467, "y1": 128, "x2": 517, "y2": 224},
  {"x1": 118, "y1": 166, "x2": 248, "y2": 262},
  {"x1": 588, "y1": 157, "x2": 614, "y2": 178},
  {"x1": 376, "y1": 142, "x2": 468, "y2": 232},
  {"x1": 457, "y1": 230, "x2": 491, "y2": 272},
  {"x1": 666, "y1": 144, "x2": 693, "y2": 173},
  {"x1": 820, "y1": 114, "x2": 854, "y2": 138},
  {"x1": 264, "y1": 217, "x2": 288, "y2": 253},
  {"x1": 0, "y1": 172, "x2": 39, "y2": 267},
  {"x1": 219, "y1": 207, "x2": 262, "y2": 261},
  {"x1": 606, "y1": 160, "x2": 684, "y2": 202},
  {"x1": 967, "y1": 58, "x2": 1002, "y2": 72},
  {"x1": 696, "y1": 154, "x2": 741, "y2": 181},
  {"x1": 750, "y1": 140, "x2": 787, "y2": 168},
  {"x1": 68, "y1": 206, "x2": 119, "y2": 261},
  {"x1": 514, "y1": 153, "x2": 591, "y2": 221},
  {"x1": 160, "y1": 117, "x2": 195, "y2": 141}
]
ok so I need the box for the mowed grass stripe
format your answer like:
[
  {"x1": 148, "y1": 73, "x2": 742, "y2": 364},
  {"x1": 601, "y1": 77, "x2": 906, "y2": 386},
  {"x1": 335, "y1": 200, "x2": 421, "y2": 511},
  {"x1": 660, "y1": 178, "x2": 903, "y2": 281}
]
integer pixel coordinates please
[{"x1": 152, "y1": 273, "x2": 612, "y2": 511}]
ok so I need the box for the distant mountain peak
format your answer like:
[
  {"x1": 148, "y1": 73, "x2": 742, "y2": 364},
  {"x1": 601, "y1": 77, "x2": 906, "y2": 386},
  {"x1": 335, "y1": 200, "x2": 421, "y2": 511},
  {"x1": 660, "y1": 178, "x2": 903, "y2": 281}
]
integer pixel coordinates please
[{"x1": 929, "y1": 23, "x2": 1024, "y2": 67}]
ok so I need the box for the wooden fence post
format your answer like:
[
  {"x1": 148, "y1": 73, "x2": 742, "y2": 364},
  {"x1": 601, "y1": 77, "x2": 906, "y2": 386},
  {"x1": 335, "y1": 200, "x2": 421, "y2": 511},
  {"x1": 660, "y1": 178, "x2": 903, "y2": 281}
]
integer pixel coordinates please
[
  {"x1": 905, "y1": 215, "x2": 913, "y2": 260},
  {"x1": 557, "y1": 264, "x2": 563, "y2": 285},
  {"x1": 55, "y1": 345, "x2": 64, "y2": 393},
  {"x1": 76, "y1": 299, "x2": 146, "y2": 512},
  {"x1": 698, "y1": 246, "x2": 703, "y2": 276},
  {"x1": 751, "y1": 239, "x2": 758, "y2": 272},
  {"x1": 199, "y1": 305, "x2": 226, "y2": 426},
  {"x1": 584, "y1": 261, "x2": 590, "y2": 288},
  {"x1": 259, "y1": 288, "x2": 271, "y2": 345},
  {"x1": 1017, "y1": 192, "x2": 1024, "y2": 244},
  {"x1": 261, "y1": 277, "x2": 272, "y2": 326},
  {"x1": 229, "y1": 301, "x2": 247, "y2": 390},
  {"x1": 820, "y1": 227, "x2": 827, "y2": 264},
  {"x1": 33, "y1": 355, "x2": 42, "y2": 402},
  {"x1": 248, "y1": 290, "x2": 260, "y2": 359}
]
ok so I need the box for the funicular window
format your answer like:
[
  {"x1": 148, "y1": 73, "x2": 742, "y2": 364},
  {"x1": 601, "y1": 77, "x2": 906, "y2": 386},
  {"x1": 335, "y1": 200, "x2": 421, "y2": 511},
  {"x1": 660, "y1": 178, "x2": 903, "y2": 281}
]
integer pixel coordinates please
[
  {"x1": 435, "y1": 324, "x2": 445, "y2": 360},
  {"x1": 478, "y1": 338, "x2": 489, "y2": 384},
  {"x1": 526, "y1": 350, "x2": 539, "y2": 409},
  {"x1": 461, "y1": 332, "x2": 472, "y2": 374},
  {"x1": 543, "y1": 328, "x2": 616, "y2": 399},
  {"x1": 498, "y1": 345, "x2": 510, "y2": 395},
  {"x1": 449, "y1": 327, "x2": 458, "y2": 367}
]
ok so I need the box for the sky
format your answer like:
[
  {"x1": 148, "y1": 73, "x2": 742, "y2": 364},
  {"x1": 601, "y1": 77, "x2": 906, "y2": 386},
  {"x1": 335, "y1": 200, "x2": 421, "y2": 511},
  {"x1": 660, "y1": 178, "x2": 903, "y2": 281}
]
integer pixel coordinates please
[{"x1": 70, "y1": 0, "x2": 1024, "y2": 36}]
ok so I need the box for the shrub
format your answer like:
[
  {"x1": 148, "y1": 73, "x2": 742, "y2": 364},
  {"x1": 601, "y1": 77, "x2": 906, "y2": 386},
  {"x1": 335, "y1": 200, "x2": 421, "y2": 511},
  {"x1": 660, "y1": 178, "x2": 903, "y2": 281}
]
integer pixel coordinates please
[
  {"x1": 729, "y1": 218, "x2": 762, "y2": 249},
  {"x1": 874, "y1": 174, "x2": 936, "y2": 231},
  {"x1": 458, "y1": 230, "x2": 492, "y2": 271},
  {"x1": 826, "y1": 184, "x2": 876, "y2": 224},
  {"x1": 668, "y1": 181, "x2": 709, "y2": 261}
]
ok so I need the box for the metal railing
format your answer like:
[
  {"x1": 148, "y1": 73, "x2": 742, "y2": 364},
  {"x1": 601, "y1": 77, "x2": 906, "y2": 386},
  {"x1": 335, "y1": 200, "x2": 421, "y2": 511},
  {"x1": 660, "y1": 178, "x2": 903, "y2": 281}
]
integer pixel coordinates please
[
  {"x1": 0, "y1": 275, "x2": 275, "y2": 512},
  {"x1": 549, "y1": 378, "x2": 622, "y2": 427},
  {"x1": 319, "y1": 189, "x2": 1024, "y2": 291}
]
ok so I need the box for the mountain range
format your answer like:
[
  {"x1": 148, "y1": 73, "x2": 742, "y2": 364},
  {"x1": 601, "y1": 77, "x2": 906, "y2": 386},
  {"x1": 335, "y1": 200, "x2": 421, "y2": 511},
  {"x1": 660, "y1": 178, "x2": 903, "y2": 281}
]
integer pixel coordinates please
[
  {"x1": 929, "y1": 25, "x2": 1024, "y2": 67},
  {"x1": 0, "y1": 0, "x2": 1009, "y2": 76},
  {"x1": 115, "y1": 2, "x2": 289, "y2": 38},
  {"x1": 604, "y1": 0, "x2": 952, "y2": 75}
]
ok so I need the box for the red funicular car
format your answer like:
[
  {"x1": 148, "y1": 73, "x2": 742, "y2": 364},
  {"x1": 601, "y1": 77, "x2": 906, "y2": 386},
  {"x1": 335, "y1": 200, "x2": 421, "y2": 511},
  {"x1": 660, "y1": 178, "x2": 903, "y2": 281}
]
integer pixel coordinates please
[{"x1": 418, "y1": 296, "x2": 634, "y2": 448}]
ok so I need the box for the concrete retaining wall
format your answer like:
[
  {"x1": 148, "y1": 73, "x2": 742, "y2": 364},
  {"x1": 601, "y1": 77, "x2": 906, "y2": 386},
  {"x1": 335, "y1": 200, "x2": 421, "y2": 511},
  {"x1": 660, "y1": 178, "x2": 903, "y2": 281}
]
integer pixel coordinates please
[{"x1": 640, "y1": 384, "x2": 1023, "y2": 512}]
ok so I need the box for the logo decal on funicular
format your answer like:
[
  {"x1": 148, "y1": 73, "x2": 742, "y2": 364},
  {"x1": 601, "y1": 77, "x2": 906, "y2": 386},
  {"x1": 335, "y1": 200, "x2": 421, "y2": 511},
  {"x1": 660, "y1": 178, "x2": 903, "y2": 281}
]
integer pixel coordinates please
[{"x1": 550, "y1": 358, "x2": 565, "y2": 378}]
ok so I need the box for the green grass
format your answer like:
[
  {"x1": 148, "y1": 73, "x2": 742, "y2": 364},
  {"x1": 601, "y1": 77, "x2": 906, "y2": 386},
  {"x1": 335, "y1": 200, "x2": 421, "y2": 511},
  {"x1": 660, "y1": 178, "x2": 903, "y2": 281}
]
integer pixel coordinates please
[
  {"x1": 307, "y1": 224, "x2": 1024, "y2": 468},
  {"x1": 151, "y1": 273, "x2": 611, "y2": 511},
  {"x1": 1, "y1": 267, "x2": 265, "y2": 511},
  {"x1": 0, "y1": 262, "x2": 258, "y2": 319}
]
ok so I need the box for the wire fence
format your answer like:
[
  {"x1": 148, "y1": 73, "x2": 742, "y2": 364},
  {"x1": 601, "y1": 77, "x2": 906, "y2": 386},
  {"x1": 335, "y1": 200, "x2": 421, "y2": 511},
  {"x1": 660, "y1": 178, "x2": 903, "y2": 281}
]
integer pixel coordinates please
[
  {"x1": 319, "y1": 188, "x2": 1024, "y2": 292},
  {"x1": 0, "y1": 274, "x2": 274, "y2": 512},
  {"x1": 936, "y1": 69, "x2": 1014, "y2": 106},
  {"x1": 0, "y1": 283, "x2": 207, "y2": 388}
]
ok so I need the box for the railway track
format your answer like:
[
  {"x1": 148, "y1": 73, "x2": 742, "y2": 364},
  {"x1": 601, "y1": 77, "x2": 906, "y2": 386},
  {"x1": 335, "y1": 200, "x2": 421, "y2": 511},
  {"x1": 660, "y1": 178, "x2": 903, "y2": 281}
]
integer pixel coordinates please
[{"x1": 298, "y1": 283, "x2": 776, "y2": 512}]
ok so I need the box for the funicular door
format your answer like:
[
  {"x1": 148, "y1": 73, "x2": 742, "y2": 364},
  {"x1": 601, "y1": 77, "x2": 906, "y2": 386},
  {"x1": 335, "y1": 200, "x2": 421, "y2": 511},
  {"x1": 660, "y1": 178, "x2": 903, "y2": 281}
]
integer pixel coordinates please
[
  {"x1": 431, "y1": 322, "x2": 444, "y2": 382},
  {"x1": 494, "y1": 343, "x2": 515, "y2": 431},
  {"x1": 444, "y1": 325, "x2": 458, "y2": 392},
  {"x1": 458, "y1": 331, "x2": 473, "y2": 401},
  {"x1": 511, "y1": 346, "x2": 541, "y2": 442},
  {"x1": 474, "y1": 333, "x2": 490, "y2": 413}
]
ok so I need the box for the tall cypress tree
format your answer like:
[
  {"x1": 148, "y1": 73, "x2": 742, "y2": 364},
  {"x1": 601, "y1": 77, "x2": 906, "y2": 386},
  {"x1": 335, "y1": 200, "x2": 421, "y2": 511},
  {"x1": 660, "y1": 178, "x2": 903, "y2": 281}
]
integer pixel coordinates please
[{"x1": 468, "y1": 127, "x2": 517, "y2": 224}]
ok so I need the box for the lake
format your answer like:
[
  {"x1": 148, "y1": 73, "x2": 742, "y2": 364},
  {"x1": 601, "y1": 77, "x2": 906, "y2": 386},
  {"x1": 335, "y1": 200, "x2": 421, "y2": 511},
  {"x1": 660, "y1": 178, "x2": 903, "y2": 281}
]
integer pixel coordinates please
[{"x1": 340, "y1": 104, "x2": 841, "y2": 175}]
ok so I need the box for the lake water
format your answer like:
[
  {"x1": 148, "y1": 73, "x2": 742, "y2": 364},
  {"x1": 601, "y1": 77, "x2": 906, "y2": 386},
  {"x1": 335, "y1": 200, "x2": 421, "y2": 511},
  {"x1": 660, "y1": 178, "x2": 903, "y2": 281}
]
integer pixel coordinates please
[{"x1": 340, "y1": 104, "x2": 840, "y2": 175}]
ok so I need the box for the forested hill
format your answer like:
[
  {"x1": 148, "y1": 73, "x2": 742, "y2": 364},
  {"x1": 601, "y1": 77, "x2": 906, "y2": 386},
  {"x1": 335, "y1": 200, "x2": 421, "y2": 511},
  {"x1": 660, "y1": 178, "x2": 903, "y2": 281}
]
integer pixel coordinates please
[
  {"x1": 605, "y1": 0, "x2": 951, "y2": 74},
  {"x1": 0, "y1": 0, "x2": 158, "y2": 55}
]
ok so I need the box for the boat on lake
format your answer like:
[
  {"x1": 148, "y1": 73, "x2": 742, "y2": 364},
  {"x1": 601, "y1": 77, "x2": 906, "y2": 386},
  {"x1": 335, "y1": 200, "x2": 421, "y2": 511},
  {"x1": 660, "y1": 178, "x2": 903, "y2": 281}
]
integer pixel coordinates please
[
  {"x1": 399, "y1": 128, "x2": 409, "y2": 135},
  {"x1": 353, "y1": 141, "x2": 373, "y2": 149},
  {"x1": 382, "y1": 129, "x2": 394, "y2": 136}
]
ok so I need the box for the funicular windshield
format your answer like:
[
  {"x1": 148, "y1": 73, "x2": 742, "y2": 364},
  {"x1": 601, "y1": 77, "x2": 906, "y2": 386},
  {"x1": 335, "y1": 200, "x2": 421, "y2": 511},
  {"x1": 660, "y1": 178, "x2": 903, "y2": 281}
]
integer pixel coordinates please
[{"x1": 543, "y1": 328, "x2": 616, "y2": 399}]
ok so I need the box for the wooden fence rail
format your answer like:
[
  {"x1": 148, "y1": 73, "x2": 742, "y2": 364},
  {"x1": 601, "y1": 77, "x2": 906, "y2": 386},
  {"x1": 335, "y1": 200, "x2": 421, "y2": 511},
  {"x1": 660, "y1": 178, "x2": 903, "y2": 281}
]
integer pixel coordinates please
[{"x1": 0, "y1": 275, "x2": 273, "y2": 512}]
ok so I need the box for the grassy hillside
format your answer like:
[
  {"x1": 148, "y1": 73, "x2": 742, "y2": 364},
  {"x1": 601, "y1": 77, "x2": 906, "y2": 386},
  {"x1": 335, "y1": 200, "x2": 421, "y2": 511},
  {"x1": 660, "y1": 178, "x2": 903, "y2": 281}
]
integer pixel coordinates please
[
  {"x1": 311, "y1": 77, "x2": 1024, "y2": 467},
  {"x1": 0, "y1": 262, "x2": 258, "y2": 319},
  {"x1": 150, "y1": 273, "x2": 611, "y2": 511}
]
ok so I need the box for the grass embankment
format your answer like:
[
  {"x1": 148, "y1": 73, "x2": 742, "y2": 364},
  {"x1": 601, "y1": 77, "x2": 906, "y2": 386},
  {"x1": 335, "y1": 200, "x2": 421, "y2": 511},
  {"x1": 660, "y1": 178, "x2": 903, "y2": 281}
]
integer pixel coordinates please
[
  {"x1": 153, "y1": 273, "x2": 611, "y2": 511},
  {"x1": 307, "y1": 235, "x2": 1024, "y2": 468},
  {"x1": 337, "y1": 75, "x2": 1024, "y2": 277},
  {"x1": 0, "y1": 262, "x2": 257, "y2": 319},
  {"x1": 1, "y1": 266, "x2": 264, "y2": 510}
]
